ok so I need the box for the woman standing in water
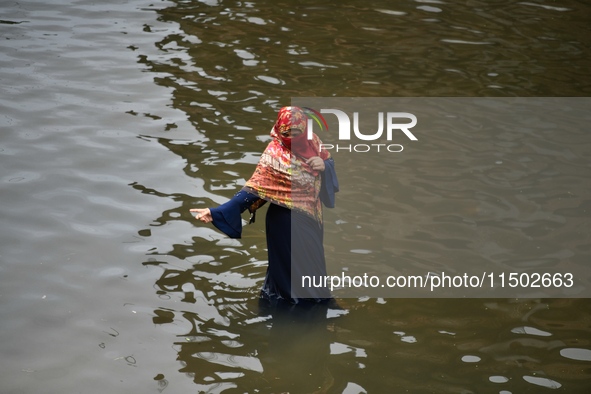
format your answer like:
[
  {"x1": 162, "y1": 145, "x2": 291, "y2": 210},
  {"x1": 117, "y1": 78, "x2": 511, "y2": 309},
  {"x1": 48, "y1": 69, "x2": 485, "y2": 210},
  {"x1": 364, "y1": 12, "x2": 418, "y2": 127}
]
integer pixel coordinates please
[{"x1": 191, "y1": 106, "x2": 338, "y2": 304}]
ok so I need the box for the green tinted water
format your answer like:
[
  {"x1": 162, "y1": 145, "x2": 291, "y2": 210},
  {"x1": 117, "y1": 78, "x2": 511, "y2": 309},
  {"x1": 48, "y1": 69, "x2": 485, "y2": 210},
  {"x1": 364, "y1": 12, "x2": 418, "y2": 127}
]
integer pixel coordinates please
[{"x1": 1, "y1": 0, "x2": 590, "y2": 393}]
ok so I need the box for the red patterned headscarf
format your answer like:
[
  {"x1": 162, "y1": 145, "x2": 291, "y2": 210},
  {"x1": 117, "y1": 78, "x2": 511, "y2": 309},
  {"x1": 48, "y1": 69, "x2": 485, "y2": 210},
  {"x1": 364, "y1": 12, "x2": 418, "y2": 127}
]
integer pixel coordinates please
[
  {"x1": 243, "y1": 106, "x2": 330, "y2": 222},
  {"x1": 273, "y1": 106, "x2": 329, "y2": 161}
]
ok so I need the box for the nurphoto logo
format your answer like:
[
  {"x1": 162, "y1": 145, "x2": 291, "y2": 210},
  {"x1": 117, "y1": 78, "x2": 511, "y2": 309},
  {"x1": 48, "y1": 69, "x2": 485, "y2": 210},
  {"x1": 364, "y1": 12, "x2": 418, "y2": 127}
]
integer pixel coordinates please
[{"x1": 304, "y1": 107, "x2": 418, "y2": 153}]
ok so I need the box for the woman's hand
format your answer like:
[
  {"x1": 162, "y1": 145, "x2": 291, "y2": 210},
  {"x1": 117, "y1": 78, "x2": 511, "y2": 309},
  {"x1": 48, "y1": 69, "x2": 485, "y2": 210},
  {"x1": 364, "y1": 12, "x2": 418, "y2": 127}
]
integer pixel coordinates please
[
  {"x1": 190, "y1": 208, "x2": 212, "y2": 223},
  {"x1": 306, "y1": 156, "x2": 325, "y2": 172}
]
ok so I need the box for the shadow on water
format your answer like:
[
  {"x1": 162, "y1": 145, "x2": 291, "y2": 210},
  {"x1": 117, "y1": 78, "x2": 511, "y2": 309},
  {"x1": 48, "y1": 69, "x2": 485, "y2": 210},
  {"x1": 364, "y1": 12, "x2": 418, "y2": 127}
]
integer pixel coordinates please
[{"x1": 127, "y1": 0, "x2": 591, "y2": 392}]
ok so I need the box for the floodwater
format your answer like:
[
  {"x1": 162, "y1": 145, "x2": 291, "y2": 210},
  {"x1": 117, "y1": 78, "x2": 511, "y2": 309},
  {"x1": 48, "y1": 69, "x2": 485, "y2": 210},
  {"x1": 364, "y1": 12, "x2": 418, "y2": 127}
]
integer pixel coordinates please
[{"x1": 1, "y1": 0, "x2": 590, "y2": 393}]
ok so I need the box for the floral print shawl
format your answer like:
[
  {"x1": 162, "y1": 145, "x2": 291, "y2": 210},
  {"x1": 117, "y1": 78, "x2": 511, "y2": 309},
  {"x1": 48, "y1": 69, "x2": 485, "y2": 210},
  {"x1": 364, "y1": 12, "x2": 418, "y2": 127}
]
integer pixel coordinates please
[{"x1": 243, "y1": 107, "x2": 330, "y2": 223}]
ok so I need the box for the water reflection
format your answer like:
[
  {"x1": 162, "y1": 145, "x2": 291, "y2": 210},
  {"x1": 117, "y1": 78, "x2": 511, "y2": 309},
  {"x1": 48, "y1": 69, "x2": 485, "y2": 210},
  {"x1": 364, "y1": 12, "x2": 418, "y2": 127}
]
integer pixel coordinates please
[
  {"x1": 2, "y1": 0, "x2": 591, "y2": 392},
  {"x1": 149, "y1": 253, "x2": 341, "y2": 392},
  {"x1": 140, "y1": 223, "x2": 591, "y2": 392},
  {"x1": 145, "y1": 0, "x2": 591, "y2": 104}
]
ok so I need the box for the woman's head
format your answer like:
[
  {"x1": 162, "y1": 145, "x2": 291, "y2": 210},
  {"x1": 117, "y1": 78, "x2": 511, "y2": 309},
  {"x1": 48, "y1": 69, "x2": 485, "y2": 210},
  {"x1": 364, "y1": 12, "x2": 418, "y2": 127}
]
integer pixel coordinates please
[
  {"x1": 271, "y1": 106, "x2": 328, "y2": 161},
  {"x1": 273, "y1": 106, "x2": 307, "y2": 139}
]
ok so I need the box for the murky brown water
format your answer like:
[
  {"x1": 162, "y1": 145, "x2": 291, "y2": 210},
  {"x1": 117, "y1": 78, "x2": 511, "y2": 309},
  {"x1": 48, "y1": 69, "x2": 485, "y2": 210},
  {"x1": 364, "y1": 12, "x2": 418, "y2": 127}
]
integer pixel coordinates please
[{"x1": 1, "y1": 0, "x2": 590, "y2": 393}]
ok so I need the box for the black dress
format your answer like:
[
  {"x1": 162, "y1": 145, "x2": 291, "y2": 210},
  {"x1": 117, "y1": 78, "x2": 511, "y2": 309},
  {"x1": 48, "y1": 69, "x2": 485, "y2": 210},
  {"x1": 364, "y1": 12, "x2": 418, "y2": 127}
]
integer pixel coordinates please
[{"x1": 208, "y1": 158, "x2": 338, "y2": 303}]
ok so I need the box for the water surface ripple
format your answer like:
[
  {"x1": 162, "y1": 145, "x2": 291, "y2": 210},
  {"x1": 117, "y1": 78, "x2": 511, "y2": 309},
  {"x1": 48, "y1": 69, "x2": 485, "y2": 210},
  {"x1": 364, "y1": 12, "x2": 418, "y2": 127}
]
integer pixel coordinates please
[{"x1": 1, "y1": 0, "x2": 590, "y2": 393}]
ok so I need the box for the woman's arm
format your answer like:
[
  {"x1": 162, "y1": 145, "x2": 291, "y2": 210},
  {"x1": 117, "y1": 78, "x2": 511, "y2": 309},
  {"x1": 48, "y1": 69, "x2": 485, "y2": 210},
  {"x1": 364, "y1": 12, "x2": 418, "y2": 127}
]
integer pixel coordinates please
[
  {"x1": 190, "y1": 190, "x2": 261, "y2": 238},
  {"x1": 320, "y1": 157, "x2": 338, "y2": 208}
]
